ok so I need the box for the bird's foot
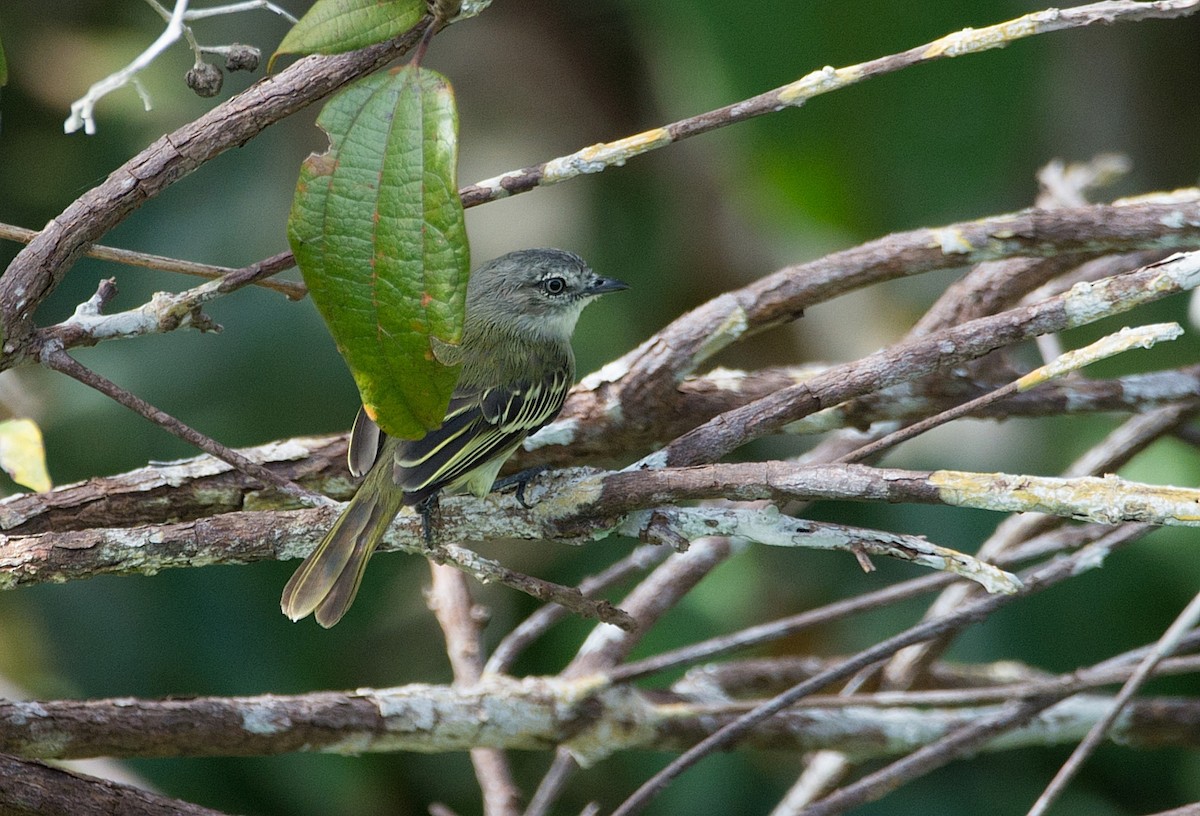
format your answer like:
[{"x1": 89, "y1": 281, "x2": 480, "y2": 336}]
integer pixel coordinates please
[
  {"x1": 492, "y1": 465, "x2": 551, "y2": 509},
  {"x1": 416, "y1": 493, "x2": 440, "y2": 547}
]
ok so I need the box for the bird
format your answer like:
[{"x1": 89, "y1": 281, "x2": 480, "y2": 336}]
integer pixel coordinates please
[{"x1": 281, "y1": 248, "x2": 628, "y2": 627}]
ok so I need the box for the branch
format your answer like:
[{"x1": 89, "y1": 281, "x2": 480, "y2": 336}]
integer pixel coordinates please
[
  {"x1": 456, "y1": 1, "x2": 1200, "y2": 207},
  {"x1": 0, "y1": 753, "x2": 231, "y2": 816},
  {"x1": 0, "y1": 435, "x2": 346, "y2": 535},
  {"x1": 5, "y1": 679, "x2": 1200, "y2": 764},
  {"x1": 0, "y1": 17, "x2": 431, "y2": 352},
  {"x1": 8, "y1": 458, "x2": 1200, "y2": 590},
  {"x1": 650, "y1": 250, "x2": 1200, "y2": 468},
  {"x1": 33, "y1": 251, "x2": 298, "y2": 356},
  {"x1": 0, "y1": 221, "x2": 305, "y2": 298},
  {"x1": 526, "y1": 194, "x2": 1200, "y2": 467}
]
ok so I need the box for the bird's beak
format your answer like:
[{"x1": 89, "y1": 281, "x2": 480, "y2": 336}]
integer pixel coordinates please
[{"x1": 588, "y1": 276, "x2": 630, "y2": 295}]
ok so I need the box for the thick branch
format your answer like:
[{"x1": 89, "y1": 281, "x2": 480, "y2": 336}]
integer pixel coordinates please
[
  {"x1": 5, "y1": 461, "x2": 1196, "y2": 591},
  {"x1": 653, "y1": 251, "x2": 1200, "y2": 467},
  {"x1": 3, "y1": 679, "x2": 1198, "y2": 764},
  {"x1": 0, "y1": 753, "x2": 230, "y2": 816},
  {"x1": 530, "y1": 194, "x2": 1200, "y2": 465}
]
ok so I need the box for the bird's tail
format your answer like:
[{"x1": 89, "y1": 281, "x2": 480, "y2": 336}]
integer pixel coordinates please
[{"x1": 280, "y1": 471, "x2": 407, "y2": 628}]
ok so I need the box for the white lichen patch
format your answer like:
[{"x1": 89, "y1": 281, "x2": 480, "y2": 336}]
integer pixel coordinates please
[
  {"x1": 4, "y1": 700, "x2": 48, "y2": 726},
  {"x1": 928, "y1": 227, "x2": 975, "y2": 255},
  {"x1": 241, "y1": 702, "x2": 291, "y2": 735},
  {"x1": 524, "y1": 418, "x2": 579, "y2": 451},
  {"x1": 777, "y1": 65, "x2": 857, "y2": 107},
  {"x1": 578, "y1": 357, "x2": 632, "y2": 391}
]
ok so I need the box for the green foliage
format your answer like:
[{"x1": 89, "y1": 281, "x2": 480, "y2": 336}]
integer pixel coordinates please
[
  {"x1": 289, "y1": 66, "x2": 469, "y2": 439},
  {"x1": 275, "y1": 0, "x2": 424, "y2": 57}
]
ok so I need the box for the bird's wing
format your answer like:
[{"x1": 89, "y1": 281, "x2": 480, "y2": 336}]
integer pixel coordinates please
[
  {"x1": 392, "y1": 367, "x2": 571, "y2": 501},
  {"x1": 347, "y1": 406, "x2": 384, "y2": 478}
]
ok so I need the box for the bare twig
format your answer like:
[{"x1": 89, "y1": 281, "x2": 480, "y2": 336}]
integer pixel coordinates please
[
  {"x1": 41, "y1": 348, "x2": 326, "y2": 506},
  {"x1": 64, "y1": 0, "x2": 298, "y2": 134},
  {"x1": 428, "y1": 564, "x2": 523, "y2": 816},
  {"x1": 1027, "y1": 588, "x2": 1200, "y2": 816},
  {"x1": 609, "y1": 526, "x2": 1144, "y2": 816},
  {"x1": 484, "y1": 545, "x2": 669, "y2": 677},
  {"x1": 0, "y1": 222, "x2": 305, "y2": 298}
]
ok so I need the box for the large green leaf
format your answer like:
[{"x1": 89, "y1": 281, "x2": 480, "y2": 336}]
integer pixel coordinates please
[
  {"x1": 0, "y1": 33, "x2": 7, "y2": 87},
  {"x1": 276, "y1": 0, "x2": 423, "y2": 57},
  {"x1": 289, "y1": 66, "x2": 469, "y2": 439}
]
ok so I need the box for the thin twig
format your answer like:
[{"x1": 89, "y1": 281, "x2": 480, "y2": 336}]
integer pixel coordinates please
[
  {"x1": 837, "y1": 323, "x2": 1182, "y2": 465},
  {"x1": 484, "y1": 545, "x2": 669, "y2": 676},
  {"x1": 609, "y1": 527, "x2": 1143, "y2": 816},
  {"x1": 0, "y1": 222, "x2": 305, "y2": 299},
  {"x1": 458, "y1": 1, "x2": 1200, "y2": 207},
  {"x1": 1026, "y1": 588, "x2": 1200, "y2": 816},
  {"x1": 428, "y1": 563, "x2": 522, "y2": 816},
  {"x1": 41, "y1": 347, "x2": 326, "y2": 506}
]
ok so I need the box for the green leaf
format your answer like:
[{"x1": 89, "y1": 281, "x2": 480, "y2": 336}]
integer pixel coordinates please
[
  {"x1": 0, "y1": 419, "x2": 52, "y2": 492},
  {"x1": 276, "y1": 0, "x2": 423, "y2": 57},
  {"x1": 289, "y1": 66, "x2": 469, "y2": 440},
  {"x1": 0, "y1": 31, "x2": 7, "y2": 86}
]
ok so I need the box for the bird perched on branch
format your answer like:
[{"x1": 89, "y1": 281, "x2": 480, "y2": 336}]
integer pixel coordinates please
[{"x1": 281, "y1": 248, "x2": 628, "y2": 627}]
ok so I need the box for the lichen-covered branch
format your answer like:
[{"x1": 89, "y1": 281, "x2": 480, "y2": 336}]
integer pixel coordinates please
[
  {"x1": 651, "y1": 250, "x2": 1200, "y2": 468},
  {"x1": 4, "y1": 676, "x2": 1200, "y2": 765},
  {"x1": 530, "y1": 193, "x2": 1200, "y2": 466},
  {"x1": 457, "y1": 1, "x2": 1200, "y2": 207},
  {"x1": 6, "y1": 458, "x2": 1198, "y2": 592}
]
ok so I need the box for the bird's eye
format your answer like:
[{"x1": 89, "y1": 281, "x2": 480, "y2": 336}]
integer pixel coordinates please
[{"x1": 542, "y1": 276, "x2": 567, "y2": 295}]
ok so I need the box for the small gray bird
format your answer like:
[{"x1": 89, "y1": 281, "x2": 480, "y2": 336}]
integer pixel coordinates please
[{"x1": 281, "y1": 248, "x2": 628, "y2": 627}]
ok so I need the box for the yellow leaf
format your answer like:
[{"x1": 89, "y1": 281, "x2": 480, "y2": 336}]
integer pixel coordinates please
[{"x1": 0, "y1": 419, "x2": 52, "y2": 493}]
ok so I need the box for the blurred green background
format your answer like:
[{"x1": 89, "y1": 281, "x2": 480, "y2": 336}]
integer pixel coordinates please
[{"x1": 2, "y1": 1, "x2": 1200, "y2": 814}]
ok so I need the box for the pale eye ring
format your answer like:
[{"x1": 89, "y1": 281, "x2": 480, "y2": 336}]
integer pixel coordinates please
[{"x1": 542, "y1": 276, "x2": 566, "y2": 295}]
